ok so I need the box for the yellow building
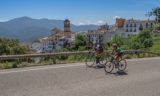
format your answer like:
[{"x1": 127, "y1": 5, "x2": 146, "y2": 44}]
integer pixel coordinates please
[{"x1": 116, "y1": 18, "x2": 125, "y2": 28}]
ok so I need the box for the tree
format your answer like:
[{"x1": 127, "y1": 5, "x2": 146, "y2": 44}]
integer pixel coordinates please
[
  {"x1": 143, "y1": 38, "x2": 153, "y2": 48},
  {"x1": 128, "y1": 29, "x2": 153, "y2": 49},
  {"x1": 130, "y1": 42, "x2": 142, "y2": 50},
  {"x1": 75, "y1": 34, "x2": 87, "y2": 50},
  {"x1": 110, "y1": 35, "x2": 124, "y2": 46},
  {"x1": 0, "y1": 38, "x2": 30, "y2": 55},
  {"x1": 148, "y1": 7, "x2": 160, "y2": 23},
  {"x1": 138, "y1": 29, "x2": 153, "y2": 48},
  {"x1": 128, "y1": 35, "x2": 141, "y2": 49},
  {"x1": 155, "y1": 23, "x2": 160, "y2": 30}
]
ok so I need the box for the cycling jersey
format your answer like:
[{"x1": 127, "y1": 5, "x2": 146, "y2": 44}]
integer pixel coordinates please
[
  {"x1": 113, "y1": 48, "x2": 124, "y2": 55},
  {"x1": 95, "y1": 45, "x2": 103, "y2": 57}
]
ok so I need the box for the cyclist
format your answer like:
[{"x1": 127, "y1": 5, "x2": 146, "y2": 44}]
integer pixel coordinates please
[
  {"x1": 95, "y1": 43, "x2": 104, "y2": 67},
  {"x1": 111, "y1": 43, "x2": 124, "y2": 68}
]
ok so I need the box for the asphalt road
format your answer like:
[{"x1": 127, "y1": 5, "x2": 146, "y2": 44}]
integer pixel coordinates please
[{"x1": 0, "y1": 57, "x2": 160, "y2": 96}]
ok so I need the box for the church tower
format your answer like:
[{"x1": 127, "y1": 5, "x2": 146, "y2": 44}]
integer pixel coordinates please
[{"x1": 64, "y1": 19, "x2": 71, "y2": 33}]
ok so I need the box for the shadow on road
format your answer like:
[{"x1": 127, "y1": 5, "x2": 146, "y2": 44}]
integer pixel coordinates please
[
  {"x1": 86, "y1": 64, "x2": 105, "y2": 69},
  {"x1": 105, "y1": 70, "x2": 128, "y2": 76},
  {"x1": 112, "y1": 71, "x2": 128, "y2": 76}
]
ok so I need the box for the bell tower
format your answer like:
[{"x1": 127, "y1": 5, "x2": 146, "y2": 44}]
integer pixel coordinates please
[{"x1": 64, "y1": 19, "x2": 71, "y2": 33}]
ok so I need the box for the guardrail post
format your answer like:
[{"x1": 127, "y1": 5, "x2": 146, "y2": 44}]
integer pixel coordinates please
[{"x1": 52, "y1": 56, "x2": 56, "y2": 64}]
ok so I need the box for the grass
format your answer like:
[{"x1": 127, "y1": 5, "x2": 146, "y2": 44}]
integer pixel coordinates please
[
  {"x1": 0, "y1": 61, "x2": 18, "y2": 69},
  {"x1": 150, "y1": 36, "x2": 160, "y2": 53}
]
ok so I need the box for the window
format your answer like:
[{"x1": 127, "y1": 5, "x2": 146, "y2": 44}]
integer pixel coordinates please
[
  {"x1": 126, "y1": 29, "x2": 128, "y2": 32},
  {"x1": 134, "y1": 24, "x2": 136, "y2": 27},
  {"x1": 126, "y1": 24, "x2": 128, "y2": 27},
  {"x1": 151, "y1": 23, "x2": 153, "y2": 28},
  {"x1": 134, "y1": 29, "x2": 136, "y2": 32},
  {"x1": 139, "y1": 24, "x2": 143, "y2": 31},
  {"x1": 130, "y1": 24, "x2": 132, "y2": 27},
  {"x1": 146, "y1": 23, "x2": 148, "y2": 28},
  {"x1": 130, "y1": 29, "x2": 132, "y2": 32}
]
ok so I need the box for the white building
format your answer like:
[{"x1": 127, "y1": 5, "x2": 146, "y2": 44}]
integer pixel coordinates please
[
  {"x1": 86, "y1": 23, "x2": 109, "y2": 45},
  {"x1": 32, "y1": 19, "x2": 76, "y2": 53},
  {"x1": 123, "y1": 19, "x2": 155, "y2": 37},
  {"x1": 102, "y1": 18, "x2": 155, "y2": 43},
  {"x1": 39, "y1": 37, "x2": 53, "y2": 53}
]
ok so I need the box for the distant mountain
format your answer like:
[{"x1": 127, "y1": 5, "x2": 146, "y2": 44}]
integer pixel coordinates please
[{"x1": 0, "y1": 16, "x2": 99, "y2": 42}]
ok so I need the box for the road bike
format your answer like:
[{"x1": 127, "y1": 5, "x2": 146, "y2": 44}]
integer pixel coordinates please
[
  {"x1": 104, "y1": 55, "x2": 127, "y2": 73},
  {"x1": 85, "y1": 50, "x2": 107, "y2": 68}
]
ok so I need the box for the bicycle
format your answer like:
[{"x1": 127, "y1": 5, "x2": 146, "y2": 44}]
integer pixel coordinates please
[
  {"x1": 104, "y1": 55, "x2": 127, "y2": 73},
  {"x1": 85, "y1": 50, "x2": 106, "y2": 68}
]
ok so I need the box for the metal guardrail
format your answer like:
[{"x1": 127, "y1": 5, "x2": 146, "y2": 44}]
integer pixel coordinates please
[
  {"x1": 0, "y1": 51, "x2": 88, "y2": 60},
  {"x1": 0, "y1": 50, "x2": 159, "y2": 61}
]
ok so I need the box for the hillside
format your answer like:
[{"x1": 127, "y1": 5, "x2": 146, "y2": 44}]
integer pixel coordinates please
[{"x1": 0, "y1": 17, "x2": 99, "y2": 42}]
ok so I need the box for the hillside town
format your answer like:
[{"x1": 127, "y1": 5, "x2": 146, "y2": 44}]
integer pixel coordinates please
[
  {"x1": 1, "y1": 0, "x2": 160, "y2": 96},
  {"x1": 31, "y1": 17, "x2": 156, "y2": 53}
]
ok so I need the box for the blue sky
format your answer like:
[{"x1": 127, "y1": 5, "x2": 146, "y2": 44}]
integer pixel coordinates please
[{"x1": 0, "y1": 0, "x2": 159, "y2": 25}]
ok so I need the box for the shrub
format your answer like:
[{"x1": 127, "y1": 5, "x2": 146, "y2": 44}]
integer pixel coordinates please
[
  {"x1": 0, "y1": 38, "x2": 30, "y2": 55},
  {"x1": 0, "y1": 62, "x2": 18, "y2": 69},
  {"x1": 110, "y1": 35, "x2": 125, "y2": 46}
]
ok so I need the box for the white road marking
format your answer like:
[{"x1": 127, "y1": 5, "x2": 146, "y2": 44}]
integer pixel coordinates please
[
  {"x1": 127, "y1": 57, "x2": 160, "y2": 61},
  {"x1": 0, "y1": 57, "x2": 159, "y2": 74},
  {"x1": 0, "y1": 64, "x2": 84, "y2": 74}
]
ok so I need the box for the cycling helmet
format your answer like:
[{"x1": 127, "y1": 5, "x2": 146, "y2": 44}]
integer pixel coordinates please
[
  {"x1": 97, "y1": 44, "x2": 100, "y2": 48},
  {"x1": 112, "y1": 43, "x2": 118, "y2": 48}
]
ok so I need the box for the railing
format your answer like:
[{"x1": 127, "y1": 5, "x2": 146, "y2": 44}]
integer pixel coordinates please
[
  {"x1": 0, "y1": 50, "x2": 159, "y2": 60},
  {"x1": 0, "y1": 50, "x2": 159, "y2": 69},
  {"x1": 0, "y1": 51, "x2": 88, "y2": 60}
]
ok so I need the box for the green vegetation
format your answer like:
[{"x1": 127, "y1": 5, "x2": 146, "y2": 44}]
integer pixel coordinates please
[
  {"x1": 75, "y1": 34, "x2": 87, "y2": 51},
  {"x1": 147, "y1": 7, "x2": 160, "y2": 53},
  {"x1": 150, "y1": 36, "x2": 160, "y2": 53},
  {"x1": 1, "y1": 29, "x2": 160, "y2": 69},
  {"x1": 0, "y1": 38, "x2": 30, "y2": 55},
  {"x1": 136, "y1": 29, "x2": 153, "y2": 49},
  {"x1": 0, "y1": 61, "x2": 18, "y2": 69},
  {"x1": 109, "y1": 29, "x2": 154, "y2": 50},
  {"x1": 0, "y1": 37, "x2": 31, "y2": 69},
  {"x1": 148, "y1": 7, "x2": 160, "y2": 22},
  {"x1": 155, "y1": 23, "x2": 160, "y2": 30},
  {"x1": 110, "y1": 35, "x2": 125, "y2": 47},
  {"x1": 1, "y1": 6, "x2": 160, "y2": 69}
]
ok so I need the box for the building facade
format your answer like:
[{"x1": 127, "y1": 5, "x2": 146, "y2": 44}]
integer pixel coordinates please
[
  {"x1": 36, "y1": 19, "x2": 75, "y2": 53},
  {"x1": 86, "y1": 23, "x2": 109, "y2": 45},
  {"x1": 123, "y1": 19, "x2": 155, "y2": 37},
  {"x1": 102, "y1": 18, "x2": 155, "y2": 43}
]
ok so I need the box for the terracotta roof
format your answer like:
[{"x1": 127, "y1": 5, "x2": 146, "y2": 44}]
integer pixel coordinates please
[{"x1": 52, "y1": 27, "x2": 62, "y2": 33}]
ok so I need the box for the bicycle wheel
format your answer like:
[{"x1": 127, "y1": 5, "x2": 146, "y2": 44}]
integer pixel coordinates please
[
  {"x1": 118, "y1": 59, "x2": 127, "y2": 71},
  {"x1": 104, "y1": 61, "x2": 114, "y2": 73},
  {"x1": 99, "y1": 56, "x2": 106, "y2": 65},
  {"x1": 85, "y1": 52, "x2": 96, "y2": 67}
]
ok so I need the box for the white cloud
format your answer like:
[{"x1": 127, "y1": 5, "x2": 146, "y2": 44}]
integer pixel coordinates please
[
  {"x1": 78, "y1": 22, "x2": 85, "y2": 25},
  {"x1": 76, "y1": 20, "x2": 106, "y2": 25},
  {"x1": 85, "y1": 20, "x2": 92, "y2": 24},
  {"x1": 97, "y1": 20, "x2": 105, "y2": 25},
  {"x1": 114, "y1": 16, "x2": 122, "y2": 19}
]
